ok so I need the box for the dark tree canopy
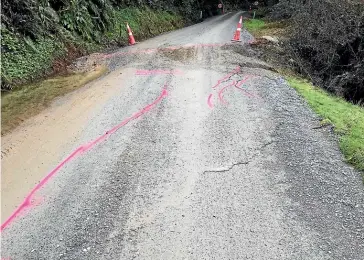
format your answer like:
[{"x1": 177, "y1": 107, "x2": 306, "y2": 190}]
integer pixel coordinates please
[{"x1": 273, "y1": 0, "x2": 364, "y2": 103}]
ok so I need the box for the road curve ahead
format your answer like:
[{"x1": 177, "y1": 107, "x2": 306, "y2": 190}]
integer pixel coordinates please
[{"x1": 1, "y1": 12, "x2": 364, "y2": 260}]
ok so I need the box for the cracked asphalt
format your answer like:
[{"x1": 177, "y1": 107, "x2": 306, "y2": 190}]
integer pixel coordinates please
[{"x1": 1, "y1": 12, "x2": 363, "y2": 260}]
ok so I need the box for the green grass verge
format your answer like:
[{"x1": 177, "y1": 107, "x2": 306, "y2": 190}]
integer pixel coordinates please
[
  {"x1": 287, "y1": 77, "x2": 364, "y2": 171},
  {"x1": 244, "y1": 18, "x2": 287, "y2": 38},
  {"x1": 244, "y1": 19, "x2": 265, "y2": 34}
]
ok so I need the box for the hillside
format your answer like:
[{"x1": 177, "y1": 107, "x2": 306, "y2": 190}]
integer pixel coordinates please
[{"x1": 1, "y1": 0, "x2": 201, "y2": 89}]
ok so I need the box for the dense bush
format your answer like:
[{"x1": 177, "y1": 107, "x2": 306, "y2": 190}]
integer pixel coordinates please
[
  {"x1": 1, "y1": 0, "x2": 199, "y2": 41},
  {"x1": 0, "y1": 0, "x2": 258, "y2": 89},
  {"x1": 1, "y1": 27, "x2": 65, "y2": 86},
  {"x1": 273, "y1": 0, "x2": 364, "y2": 104},
  {"x1": 0, "y1": 0, "x2": 190, "y2": 89}
]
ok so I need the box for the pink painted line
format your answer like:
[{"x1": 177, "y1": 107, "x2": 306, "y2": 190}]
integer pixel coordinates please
[
  {"x1": 172, "y1": 69, "x2": 183, "y2": 75},
  {"x1": 235, "y1": 75, "x2": 262, "y2": 99},
  {"x1": 235, "y1": 85, "x2": 256, "y2": 98},
  {"x1": 235, "y1": 75, "x2": 252, "y2": 87},
  {"x1": 135, "y1": 69, "x2": 183, "y2": 76},
  {"x1": 218, "y1": 81, "x2": 236, "y2": 104},
  {"x1": 163, "y1": 46, "x2": 179, "y2": 51},
  {"x1": 207, "y1": 94, "x2": 214, "y2": 109},
  {"x1": 212, "y1": 66, "x2": 241, "y2": 89},
  {"x1": 101, "y1": 43, "x2": 233, "y2": 60},
  {"x1": 1, "y1": 88, "x2": 168, "y2": 232},
  {"x1": 167, "y1": 46, "x2": 179, "y2": 50}
]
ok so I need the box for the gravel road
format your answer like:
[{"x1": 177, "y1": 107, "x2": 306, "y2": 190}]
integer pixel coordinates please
[{"x1": 1, "y1": 12, "x2": 363, "y2": 260}]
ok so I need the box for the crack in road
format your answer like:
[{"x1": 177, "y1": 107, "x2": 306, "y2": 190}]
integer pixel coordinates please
[
  {"x1": 260, "y1": 140, "x2": 275, "y2": 149},
  {"x1": 203, "y1": 161, "x2": 250, "y2": 174},
  {"x1": 202, "y1": 140, "x2": 275, "y2": 175}
]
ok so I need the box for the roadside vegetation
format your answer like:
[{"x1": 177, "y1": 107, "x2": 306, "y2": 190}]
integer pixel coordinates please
[
  {"x1": 246, "y1": 0, "x2": 363, "y2": 104},
  {"x1": 1, "y1": 1, "x2": 187, "y2": 135},
  {"x1": 244, "y1": 2, "x2": 364, "y2": 172},
  {"x1": 273, "y1": 0, "x2": 364, "y2": 105},
  {"x1": 1, "y1": 3, "x2": 185, "y2": 89},
  {"x1": 244, "y1": 18, "x2": 286, "y2": 38},
  {"x1": 244, "y1": 19, "x2": 265, "y2": 35},
  {"x1": 3, "y1": 0, "x2": 253, "y2": 135},
  {"x1": 1, "y1": 66, "x2": 107, "y2": 135},
  {"x1": 1, "y1": 0, "x2": 266, "y2": 91},
  {"x1": 288, "y1": 77, "x2": 364, "y2": 172}
]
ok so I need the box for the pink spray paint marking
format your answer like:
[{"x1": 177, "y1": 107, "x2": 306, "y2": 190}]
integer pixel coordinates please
[
  {"x1": 236, "y1": 86, "x2": 263, "y2": 101},
  {"x1": 101, "y1": 43, "x2": 233, "y2": 60},
  {"x1": 1, "y1": 88, "x2": 168, "y2": 232},
  {"x1": 207, "y1": 94, "x2": 214, "y2": 109},
  {"x1": 235, "y1": 75, "x2": 262, "y2": 99},
  {"x1": 212, "y1": 66, "x2": 241, "y2": 89},
  {"x1": 248, "y1": 39, "x2": 256, "y2": 45},
  {"x1": 235, "y1": 84, "x2": 256, "y2": 98},
  {"x1": 164, "y1": 46, "x2": 179, "y2": 51},
  {"x1": 235, "y1": 75, "x2": 252, "y2": 88},
  {"x1": 207, "y1": 66, "x2": 241, "y2": 109},
  {"x1": 218, "y1": 81, "x2": 237, "y2": 105},
  {"x1": 135, "y1": 69, "x2": 183, "y2": 76},
  {"x1": 207, "y1": 74, "x2": 263, "y2": 108},
  {"x1": 30, "y1": 195, "x2": 45, "y2": 207}
]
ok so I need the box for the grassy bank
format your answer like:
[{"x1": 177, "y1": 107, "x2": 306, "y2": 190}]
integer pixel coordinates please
[
  {"x1": 108, "y1": 8, "x2": 184, "y2": 43},
  {"x1": 1, "y1": 7, "x2": 184, "y2": 88},
  {"x1": 244, "y1": 18, "x2": 364, "y2": 172},
  {"x1": 1, "y1": 66, "x2": 107, "y2": 135},
  {"x1": 288, "y1": 77, "x2": 364, "y2": 172},
  {"x1": 244, "y1": 19, "x2": 265, "y2": 35},
  {"x1": 1, "y1": 7, "x2": 184, "y2": 135},
  {"x1": 244, "y1": 18, "x2": 286, "y2": 38}
]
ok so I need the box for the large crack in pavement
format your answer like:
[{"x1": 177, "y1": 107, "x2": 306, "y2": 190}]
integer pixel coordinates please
[
  {"x1": 203, "y1": 161, "x2": 250, "y2": 174},
  {"x1": 202, "y1": 140, "x2": 276, "y2": 175}
]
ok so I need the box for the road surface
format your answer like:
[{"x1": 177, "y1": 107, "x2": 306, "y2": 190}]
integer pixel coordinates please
[{"x1": 1, "y1": 12, "x2": 363, "y2": 260}]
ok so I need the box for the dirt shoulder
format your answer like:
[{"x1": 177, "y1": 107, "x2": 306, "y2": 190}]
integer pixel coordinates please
[
  {"x1": 1, "y1": 66, "x2": 107, "y2": 136},
  {"x1": 1, "y1": 68, "x2": 135, "y2": 222}
]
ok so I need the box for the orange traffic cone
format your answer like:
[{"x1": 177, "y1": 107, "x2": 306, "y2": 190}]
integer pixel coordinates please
[
  {"x1": 126, "y1": 23, "x2": 136, "y2": 45},
  {"x1": 231, "y1": 16, "x2": 243, "y2": 42}
]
